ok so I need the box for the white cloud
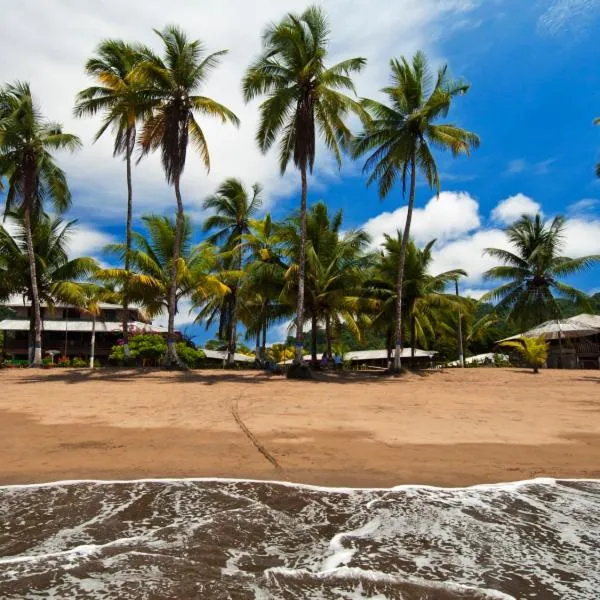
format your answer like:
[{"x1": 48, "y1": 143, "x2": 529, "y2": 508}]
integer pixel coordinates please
[
  {"x1": 562, "y1": 217, "x2": 600, "y2": 256},
  {"x1": 154, "y1": 298, "x2": 196, "y2": 329},
  {"x1": 461, "y1": 288, "x2": 488, "y2": 300},
  {"x1": 506, "y1": 159, "x2": 527, "y2": 174},
  {"x1": 538, "y1": 0, "x2": 600, "y2": 36},
  {"x1": 363, "y1": 191, "x2": 481, "y2": 247},
  {"x1": 491, "y1": 193, "x2": 541, "y2": 224},
  {"x1": 66, "y1": 226, "x2": 115, "y2": 258},
  {"x1": 568, "y1": 198, "x2": 598, "y2": 214},
  {"x1": 0, "y1": 0, "x2": 481, "y2": 223}
]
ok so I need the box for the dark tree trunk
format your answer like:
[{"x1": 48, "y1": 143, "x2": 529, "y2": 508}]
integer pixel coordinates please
[
  {"x1": 325, "y1": 314, "x2": 332, "y2": 358},
  {"x1": 311, "y1": 314, "x2": 318, "y2": 362},
  {"x1": 226, "y1": 289, "x2": 237, "y2": 367},
  {"x1": 164, "y1": 174, "x2": 184, "y2": 369},
  {"x1": 122, "y1": 129, "x2": 134, "y2": 360},
  {"x1": 393, "y1": 152, "x2": 417, "y2": 373},
  {"x1": 410, "y1": 314, "x2": 416, "y2": 359},
  {"x1": 294, "y1": 164, "x2": 308, "y2": 364},
  {"x1": 23, "y1": 206, "x2": 42, "y2": 366},
  {"x1": 261, "y1": 302, "x2": 268, "y2": 358}
]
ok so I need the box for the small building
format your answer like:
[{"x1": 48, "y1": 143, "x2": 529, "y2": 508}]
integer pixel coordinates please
[
  {"x1": 0, "y1": 295, "x2": 168, "y2": 361},
  {"x1": 498, "y1": 313, "x2": 600, "y2": 369},
  {"x1": 200, "y1": 349, "x2": 256, "y2": 366},
  {"x1": 343, "y1": 348, "x2": 437, "y2": 369}
]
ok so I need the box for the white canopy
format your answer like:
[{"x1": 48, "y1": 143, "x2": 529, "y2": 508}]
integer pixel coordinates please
[{"x1": 499, "y1": 318, "x2": 599, "y2": 342}]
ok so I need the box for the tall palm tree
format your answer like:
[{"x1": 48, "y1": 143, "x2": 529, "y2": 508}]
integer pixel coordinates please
[
  {"x1": 0, "y1": 212, "x2": 98, "y2": 358},
  {"x1": 138, "y1": 26, "x2": 239, "y2": 367},
  {"x1": 353, "y1": 52, "x2": 479, "y2": 371},
  {"x1": 101, "y1": 214, "x2": 228, "y2": 327},
  {"x1": 202, "y1": 178, "x2": 262, "y2": 365},
  {"x1": 0, "y1": 82, "x2": 81, "y2": 365},
  {"x1": 243, "y1": 5, "x2": 367, "y2": 368},
  {"x1": 75, "y1": 39, "x2": 150, "y2": 358},
  {"x1": 482, "y1": 214, "x2": 600, "y2": 328}
]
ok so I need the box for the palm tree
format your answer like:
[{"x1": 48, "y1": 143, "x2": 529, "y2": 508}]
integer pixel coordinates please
[
  {"x1": 365, "y1": 233, "x2": 466, "y2": 363},
  {"x1": 242, "y1": 5, "x2": 367, "y2": 368},
  {"x1": 353, "y1": 52, "x2": 479, "y2": 371},
  {"x1": 0, "y1": 83, "x2": 81, "y2": 365},
  {"x1": 79, "y1": 283, "x2": 121, "y2": 368},
  {"x1": 138, "y1": 26, "x2": 239, "y2": 367},
  {"x1": 500, "y1": 337, "x2": 548, "y2": 374},
  {"x1": 482, "y1": 214, "x2": 600, "y2": 329},
  {"x1": 202, "y1": 178, "x2": 262, "y2": 365},
  {"x1": 75, "y1": 39, "x2": 150, "y2": 358},
  {"x1": 0, "y1": 212, "x2": 98, "y2": 358},
  {"x1": 101, "y1": 214, "x2": 228, "y2": 328}
]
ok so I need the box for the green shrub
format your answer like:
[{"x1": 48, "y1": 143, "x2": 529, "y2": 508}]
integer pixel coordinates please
[
  {"x1": 108, "y1": 335, "x2": 205, "y2": 368},
  {"x1": 71, "y1": 357, "x2": 87, "y2": 368},
  {"x1": 175, "y1": 342, "x2": 205, "y2": 368}
]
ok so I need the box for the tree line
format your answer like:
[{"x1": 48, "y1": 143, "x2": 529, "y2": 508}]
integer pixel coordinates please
[{"x1": 1, "y1": 5, "x2": 599, "y2": 371}]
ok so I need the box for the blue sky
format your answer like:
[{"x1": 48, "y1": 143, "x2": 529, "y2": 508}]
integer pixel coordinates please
[{"x1": 2, "y1": 0, "x2": 600, "y2": 344}]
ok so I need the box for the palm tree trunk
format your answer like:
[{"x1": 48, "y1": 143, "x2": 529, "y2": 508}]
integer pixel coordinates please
[
  {"x1": 410, "y1": 315, "x2": 416, "y2": 359},
  {"x1": 227, "y1": 290, "x2": 237, "y2": 367},
  {"x1": 90, "y1": 315, "x2": 96, "y2": 369},
  {"x1": 294, "y1": 164, "x2": 308, "y2": 364},
  {"x1": 255, "y1": 330, "x2": 261, "y2": 364},
  {"x1": 122, "y1": 130, "x2": 134, "y2": 360},
  {"x1": 261, "y1": 302, "x2": 268, "y2": 358},
  {"x1": 311, "y1": 314, "x2": 318, "y2": 362},
  {"x1": 23, "y1": 206, "x2": 42, "y2": 367},
  {"x1": 393, "y1": 152, "x2": 417, "y2": 373},
  {"x1": 325, "y1": 315, "x2": 332, "y2": 358},
  {"x1": 164, "y1": 174, "x2": 184, "y2": 369}
]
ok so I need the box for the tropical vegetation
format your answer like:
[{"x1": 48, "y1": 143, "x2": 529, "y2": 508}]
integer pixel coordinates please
[{"x1": 1, "y1": 14, "x2": 599, "y2": 375}]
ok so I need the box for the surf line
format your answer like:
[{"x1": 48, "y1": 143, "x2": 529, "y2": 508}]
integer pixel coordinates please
[{"x1": 231, "y1": 394, "x2": 282, "y2": 472}]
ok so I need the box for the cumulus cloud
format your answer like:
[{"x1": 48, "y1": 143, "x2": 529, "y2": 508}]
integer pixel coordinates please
[
  {"x1": 0, "y1": 0, "x2": 481, "y2": 223},
  {"x1": 363, "y1": 191, "x2": 481, "y2": 247},
  {"x1": 491, "y1": 193, "x2": 541, "y2": 224},
  {"x1": 562, "y1": 217, "x2": 600, "y2": 256},
  {"x1": 66, "y1": 226, "x2": 115, "y2": 258}
]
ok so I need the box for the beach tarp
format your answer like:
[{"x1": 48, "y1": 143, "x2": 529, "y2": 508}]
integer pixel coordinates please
[
  {"x1": 201, "y1": 349, "x2": 255, "y2": 363},
  {"x1": 446, "y1": 353, "x2": 508, "y2": 367}
]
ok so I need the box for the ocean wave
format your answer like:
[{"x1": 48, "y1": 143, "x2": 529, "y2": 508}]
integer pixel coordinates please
[{"x1": 1, "y1": 478, "x2": 599, "y2": 599}]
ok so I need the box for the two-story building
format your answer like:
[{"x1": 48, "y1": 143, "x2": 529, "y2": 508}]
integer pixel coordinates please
[{"x1": 0, "y1": 295, "x2": 168, "y2": 361}]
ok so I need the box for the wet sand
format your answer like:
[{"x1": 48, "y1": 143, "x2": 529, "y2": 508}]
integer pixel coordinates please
[{"x1": 1, "y1": 368, "x2": 599, "y2": 487}]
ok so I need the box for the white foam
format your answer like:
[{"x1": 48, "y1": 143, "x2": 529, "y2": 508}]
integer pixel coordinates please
[
  {"x1": 265, "y1": 566, "x2": 517, "y2": 599},
  {"x1": 2, "y1": 475, "x2": 598, "y2": 493},
  {"x1": 322, "y1": 518, "x2": 381, "y2": 571}
]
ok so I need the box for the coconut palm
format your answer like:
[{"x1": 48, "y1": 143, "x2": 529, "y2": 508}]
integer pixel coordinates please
[
  {"x1": 0, "y1": 212, "x2": 98, "y2": 358},
  {"x1": 75, "y1": 39, "x2": 150, "y2": 358},
  {"x1": 500, "y1": 337, "x2": 548, "y2": 374},
  {"x1": 242, "y1": 5, "x2": 367, "y2": 368},
  {"x1": 202, "y1": 178, "x2": 262, "y2": 365},
  {"x1": 101, "y1": 214, "x2": 228, "y2": 328},
  {"x1": 366, "y1": 233, "x2": 466, "y2": 362},
  {"x1": 78, "y1": 283, "x2": 121, "y2": 368},
  {"x1": 482, "y1": 214, "x2": 600, "y2": 329},
  {"x1": 138, "y1": 26, "x2": 239, "y2": 366},
  {"x1": 0, "y1": 82, "x2": 81, "y2": 365},
  {"x1": 353, "y1": 52, "x2": 479, "y2": 371}
]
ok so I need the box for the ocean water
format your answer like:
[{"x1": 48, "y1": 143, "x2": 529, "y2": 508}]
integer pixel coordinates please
[{"x1": 0, "y1": 478, "x2": 599, "y2": 599}]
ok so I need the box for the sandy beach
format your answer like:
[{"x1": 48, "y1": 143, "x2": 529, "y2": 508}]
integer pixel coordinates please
[{"x1": 1, "y1": 367, "x2": 599, "y2": 487}]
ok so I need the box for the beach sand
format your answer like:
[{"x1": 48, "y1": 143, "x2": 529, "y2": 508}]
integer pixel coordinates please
[{"x1": 1, "y1": 367, "x2": 599, "y2": 487}]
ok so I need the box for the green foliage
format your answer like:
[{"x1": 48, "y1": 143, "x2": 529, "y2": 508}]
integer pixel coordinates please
[
  {"x1": 483, "y1": 214, "x2": 600, "y2": 329},
  {"x1": 71, "y1": 357, "x2": 87, "y2": 368},
  {"x1": 109, "y1": 334, "x2": 205, "y2": 368},
  {"x1": 500, "y1": 337, "x2": 549, "y2": 373}
]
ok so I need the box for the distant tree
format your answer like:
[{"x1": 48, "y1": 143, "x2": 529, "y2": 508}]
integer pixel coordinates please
[
  {"x1": 354, "y1": 52, "x2": 479, "y2": 371},
  {"x1": 243, "y1": 6, "x2": 367, "y2": 367},
  {"x1": 75, "y1": 40, "x2": 150, "y2": 357},
  {"x1": 202, "y1": 178, "x2": 262, "y2": 366},
  {"x1": 482, "y1": 214, "x2": 600, "y2": 329},
  {"x1": 138, "y1": 26, "x2": 239, "y2": 367},
  {"x1": 0, "y1": 82, "x2": 81, "y2": 365}
]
